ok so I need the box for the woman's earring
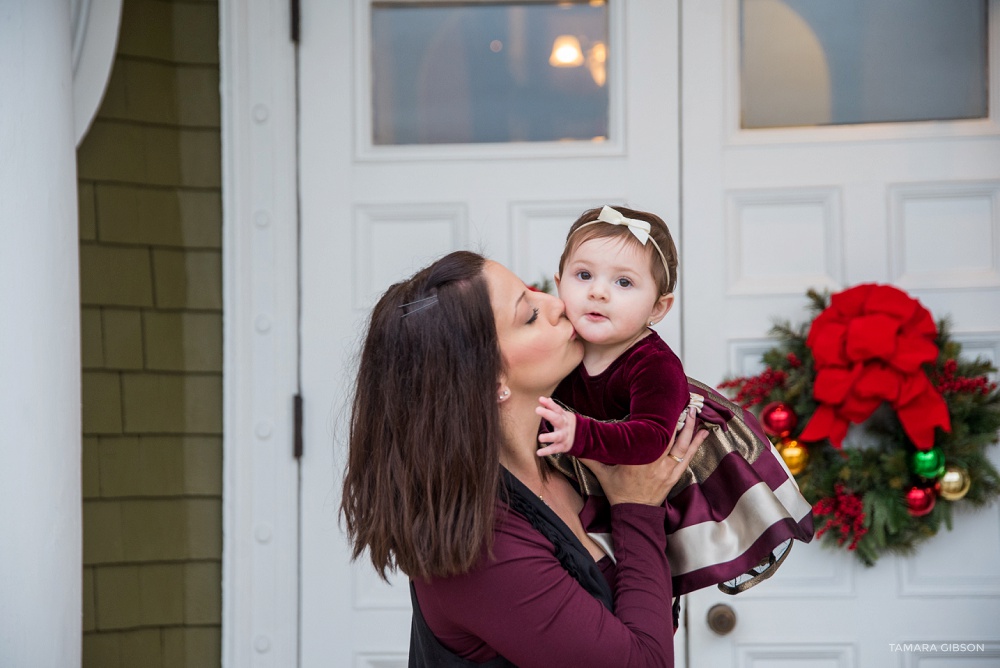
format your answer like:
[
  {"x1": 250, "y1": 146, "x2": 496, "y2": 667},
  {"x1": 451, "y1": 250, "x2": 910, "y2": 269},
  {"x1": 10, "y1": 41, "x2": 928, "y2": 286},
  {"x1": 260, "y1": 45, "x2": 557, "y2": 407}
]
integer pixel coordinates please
[{"x1": 498, "y1": 388, "x2": 510, "y2": 403}]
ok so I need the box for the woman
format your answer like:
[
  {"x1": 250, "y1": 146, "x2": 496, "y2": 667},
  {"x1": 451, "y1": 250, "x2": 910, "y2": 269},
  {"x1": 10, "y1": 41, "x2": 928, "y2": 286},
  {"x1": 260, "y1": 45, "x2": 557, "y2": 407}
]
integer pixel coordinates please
[{"x1": 341, "y1": 251, "x2": 707, "y2": 667}]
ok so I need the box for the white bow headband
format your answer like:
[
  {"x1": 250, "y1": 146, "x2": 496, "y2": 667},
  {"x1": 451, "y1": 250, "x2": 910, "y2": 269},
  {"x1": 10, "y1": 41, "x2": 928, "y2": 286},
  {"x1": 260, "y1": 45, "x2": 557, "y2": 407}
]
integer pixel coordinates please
[{"x1": 571, "y1": 206, "x2": 672, "y2": 292}]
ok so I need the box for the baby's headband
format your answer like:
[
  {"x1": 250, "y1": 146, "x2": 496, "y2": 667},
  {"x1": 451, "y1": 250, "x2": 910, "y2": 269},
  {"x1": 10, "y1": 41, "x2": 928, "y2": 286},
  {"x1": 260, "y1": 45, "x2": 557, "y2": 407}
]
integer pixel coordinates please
[{"x1": 571, "y1": 206, "x2": 672, "y2": 291}]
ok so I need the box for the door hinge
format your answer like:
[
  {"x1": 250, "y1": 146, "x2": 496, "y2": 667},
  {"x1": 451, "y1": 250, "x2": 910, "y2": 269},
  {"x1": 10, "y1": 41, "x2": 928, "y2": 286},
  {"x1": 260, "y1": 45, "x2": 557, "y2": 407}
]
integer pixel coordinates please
[
  {"x1": 291, "y1": 0, "x2": 301, "y2": 43},
  {"x1": 293, "y1": 394, "x2": 303, "y2": 459}
]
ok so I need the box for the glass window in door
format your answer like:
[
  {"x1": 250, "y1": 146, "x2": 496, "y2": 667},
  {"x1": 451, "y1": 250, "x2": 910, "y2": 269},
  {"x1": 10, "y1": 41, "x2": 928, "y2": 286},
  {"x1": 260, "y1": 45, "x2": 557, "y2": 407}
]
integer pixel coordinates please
[
  {"x1": 740, "y1": 0, "x2": 988, "y2": 128},
  {"x1": 371, "y1": 1, "x2": 609, "y2": 145}
]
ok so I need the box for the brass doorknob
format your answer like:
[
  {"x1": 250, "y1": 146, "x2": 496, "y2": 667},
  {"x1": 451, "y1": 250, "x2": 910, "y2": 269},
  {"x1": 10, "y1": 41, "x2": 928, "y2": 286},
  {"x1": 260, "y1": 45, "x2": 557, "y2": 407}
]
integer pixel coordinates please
[{"x1": 706, "y1": 603, "x2": 737, "y2": 636}]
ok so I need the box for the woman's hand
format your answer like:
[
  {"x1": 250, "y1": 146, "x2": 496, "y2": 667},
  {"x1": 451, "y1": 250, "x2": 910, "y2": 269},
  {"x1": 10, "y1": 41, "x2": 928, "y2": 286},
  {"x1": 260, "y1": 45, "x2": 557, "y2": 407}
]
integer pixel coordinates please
[{"x1": 580, "y1": 407, "x2": 708, "y2": 506}]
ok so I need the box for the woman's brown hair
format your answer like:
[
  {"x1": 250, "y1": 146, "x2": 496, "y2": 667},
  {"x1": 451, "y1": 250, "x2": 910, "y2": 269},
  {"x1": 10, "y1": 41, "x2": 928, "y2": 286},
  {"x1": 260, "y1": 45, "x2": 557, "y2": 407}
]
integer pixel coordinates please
[
  {"x1": 340, "y1": 250, "x2": 505, "y2": 581},
  {"x1": 558, "y1": 205, "x2": 679, "y2": 295}
]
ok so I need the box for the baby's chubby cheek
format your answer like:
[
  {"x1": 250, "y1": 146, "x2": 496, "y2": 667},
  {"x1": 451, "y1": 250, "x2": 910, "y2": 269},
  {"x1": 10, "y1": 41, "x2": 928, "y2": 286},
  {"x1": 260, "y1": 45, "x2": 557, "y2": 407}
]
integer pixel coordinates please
[{"x1": 559, "y1": 299, "x2": 581, "y2": 319}]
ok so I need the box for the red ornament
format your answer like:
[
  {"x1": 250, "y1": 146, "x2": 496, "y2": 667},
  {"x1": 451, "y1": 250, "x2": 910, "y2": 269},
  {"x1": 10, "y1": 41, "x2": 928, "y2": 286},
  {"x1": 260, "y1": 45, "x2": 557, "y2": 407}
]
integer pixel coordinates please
[
  {"x1": 761, "y1": 402, "x2": 798, "y2": 438},
  {"x1": 905, "y1": 485, "x2": 937, "y2": 517}
]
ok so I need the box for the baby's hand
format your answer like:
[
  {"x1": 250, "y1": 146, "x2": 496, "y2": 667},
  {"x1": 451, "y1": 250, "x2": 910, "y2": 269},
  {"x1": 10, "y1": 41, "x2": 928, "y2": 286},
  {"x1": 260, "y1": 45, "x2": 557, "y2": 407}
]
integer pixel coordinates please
[{"x1": 535, "y1": 396, "x2": 576, "y2": 457}]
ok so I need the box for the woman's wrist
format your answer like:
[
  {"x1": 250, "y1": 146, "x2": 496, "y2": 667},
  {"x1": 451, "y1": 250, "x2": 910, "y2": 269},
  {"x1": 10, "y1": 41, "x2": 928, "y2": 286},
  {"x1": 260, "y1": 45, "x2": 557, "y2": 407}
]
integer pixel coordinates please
[
  {"x1": 610, "y1": 501, "x2": 667, "y2": 519},
  {"x1": 610, "y1": 503, "x2": 670, "y2": 568},
  {"x1": 606, "y1": 493, "x2": 668, "y2": 507}
]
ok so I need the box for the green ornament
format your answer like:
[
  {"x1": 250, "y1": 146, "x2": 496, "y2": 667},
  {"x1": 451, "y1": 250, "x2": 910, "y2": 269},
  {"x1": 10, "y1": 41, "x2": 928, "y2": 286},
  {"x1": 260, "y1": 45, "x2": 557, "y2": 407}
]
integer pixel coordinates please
[{"x1": 909, "y1": 447, "x2": 946, "y2": 480}]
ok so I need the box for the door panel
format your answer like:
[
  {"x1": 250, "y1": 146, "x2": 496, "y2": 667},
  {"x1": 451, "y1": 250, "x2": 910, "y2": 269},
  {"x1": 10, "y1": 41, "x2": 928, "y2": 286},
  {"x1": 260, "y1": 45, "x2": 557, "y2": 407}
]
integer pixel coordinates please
[
  {"x1": 298, "y1": 1, "x2": 681, "y2": 665},
  {"x1": 681, "y1": 1, "x2": 1000, "y2": 665}
]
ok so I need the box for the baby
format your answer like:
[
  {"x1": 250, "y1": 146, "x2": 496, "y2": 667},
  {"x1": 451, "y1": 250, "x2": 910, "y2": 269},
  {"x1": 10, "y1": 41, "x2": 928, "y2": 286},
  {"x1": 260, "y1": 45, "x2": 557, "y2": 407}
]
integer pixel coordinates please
[{"x1": 537, "y1": 205, "x2": 814, "y2": 595}]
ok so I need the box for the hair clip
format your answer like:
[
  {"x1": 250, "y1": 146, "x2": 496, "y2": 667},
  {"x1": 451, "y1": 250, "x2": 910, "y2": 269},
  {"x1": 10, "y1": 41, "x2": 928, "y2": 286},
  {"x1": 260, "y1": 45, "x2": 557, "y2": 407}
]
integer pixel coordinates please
[{"x1": 398, "y1": 294, "x2": 439, "y2": 318}]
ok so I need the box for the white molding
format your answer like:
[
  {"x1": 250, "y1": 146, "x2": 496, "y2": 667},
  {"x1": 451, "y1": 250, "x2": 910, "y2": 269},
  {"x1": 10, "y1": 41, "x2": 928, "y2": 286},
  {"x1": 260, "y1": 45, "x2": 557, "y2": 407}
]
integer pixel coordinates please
[
  {"x1": 737, "y1": 643, "x2": 856, "y2": 667},
  {"x1": 508, "y1": 198, "x2": 621, "y2": 282},
  {"x1": 901, "y1": 642, "x2": 1000, "y2": 667},
  {"x1": 351, "y1": 202, "x2": 468, "y2": 310},
  {"x1": 220, "y1": 0, "x2": 300, "y2": 666},
  {"x1": 895, "y1": 506, "x2": 1000, "y2": 597},
  {"x1": 888, "y1": 180, "x2": 1000, "y2": 290},
  {"x1": 727, "y1": 338, "x2": 773, "y2": 376},
  {"x1": 725, "y1": 186, "x2": 844, "y2": 296},
  {"x1": 72, "y1": 0, "x2": 123, "y2": 145},
  {"x1": 723, "y1": 0, "x2": 1000, "y2": 147},
  {"x1": 354, "y1": 653, "x2": 408, "y2": 668},
  {"x1": 351, "y1": 0, "x2": 625, "y2": 162},
  {"x1": 352, "y1": 567, "x2": 410, "y2": 610},
  {"x1": 739, "y1": 548, "x2": 857, "y2": 600},
  {"x1": 952, "y1": 331, "x2": 1000, "y2": 379}
]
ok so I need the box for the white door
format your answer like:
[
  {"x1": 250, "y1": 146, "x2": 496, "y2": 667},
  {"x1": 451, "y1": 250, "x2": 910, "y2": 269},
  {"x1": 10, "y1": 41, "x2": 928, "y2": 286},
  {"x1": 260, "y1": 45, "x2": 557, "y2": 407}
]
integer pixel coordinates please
[
  {"x1": 296, "y1": 1, "x2": 1000, "y2": 665},
  {"x1": 297, "y1": 2, "x2": 683, "y2": 665},
  {"x1": 681, "y1": 1, "x2": 1000, "y2": 666}
]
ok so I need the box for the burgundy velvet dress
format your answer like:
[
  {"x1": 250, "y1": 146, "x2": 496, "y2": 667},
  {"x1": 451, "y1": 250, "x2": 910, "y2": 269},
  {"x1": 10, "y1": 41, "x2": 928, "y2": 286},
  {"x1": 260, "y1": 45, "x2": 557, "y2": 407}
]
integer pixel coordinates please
[{"x1": 552, "y1": 332, "x2": 814, "y2": 595}]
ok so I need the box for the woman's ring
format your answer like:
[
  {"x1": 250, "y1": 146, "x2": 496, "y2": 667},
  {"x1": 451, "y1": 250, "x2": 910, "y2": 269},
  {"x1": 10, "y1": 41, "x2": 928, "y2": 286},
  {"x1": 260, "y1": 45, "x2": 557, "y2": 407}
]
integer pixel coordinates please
[{"x1": 669, "y1": 454, "x2": 684, "y2": 463}]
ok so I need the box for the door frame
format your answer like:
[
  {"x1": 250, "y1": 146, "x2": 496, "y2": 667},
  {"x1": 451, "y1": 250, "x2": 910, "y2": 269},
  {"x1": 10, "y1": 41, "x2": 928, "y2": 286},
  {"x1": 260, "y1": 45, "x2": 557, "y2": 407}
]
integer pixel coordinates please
[{"x1": 220, "y1": 0, "x2": 301, "y2": 666}]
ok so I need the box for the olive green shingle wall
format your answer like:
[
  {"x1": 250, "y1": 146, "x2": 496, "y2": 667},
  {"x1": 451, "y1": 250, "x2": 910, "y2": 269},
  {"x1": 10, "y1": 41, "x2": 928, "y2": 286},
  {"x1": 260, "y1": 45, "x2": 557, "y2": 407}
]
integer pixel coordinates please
[{"x1": 78, "y1": 0, "x2": 222, "y2": 665}]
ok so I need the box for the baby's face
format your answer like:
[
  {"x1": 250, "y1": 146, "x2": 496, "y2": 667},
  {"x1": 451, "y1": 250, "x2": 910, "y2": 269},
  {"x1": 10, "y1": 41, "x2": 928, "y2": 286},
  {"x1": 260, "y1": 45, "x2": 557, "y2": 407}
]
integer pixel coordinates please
[{"x1": 558, "y1": 236, "x2": 664, "y2": 349}]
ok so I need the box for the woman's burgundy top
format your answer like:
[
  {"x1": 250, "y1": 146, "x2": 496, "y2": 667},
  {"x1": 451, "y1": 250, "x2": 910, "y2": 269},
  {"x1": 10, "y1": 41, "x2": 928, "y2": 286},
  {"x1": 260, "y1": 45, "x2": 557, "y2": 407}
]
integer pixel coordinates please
[{"x1": 412, "y1": 500, "x2": 674, "y2": 667}]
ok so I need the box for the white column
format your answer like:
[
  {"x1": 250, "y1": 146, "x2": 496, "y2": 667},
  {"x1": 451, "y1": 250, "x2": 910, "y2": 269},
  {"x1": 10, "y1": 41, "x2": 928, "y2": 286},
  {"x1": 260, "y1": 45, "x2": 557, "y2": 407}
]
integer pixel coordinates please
[{"x1": 0, "y1": 1, "x2": 82, "y2": 666}]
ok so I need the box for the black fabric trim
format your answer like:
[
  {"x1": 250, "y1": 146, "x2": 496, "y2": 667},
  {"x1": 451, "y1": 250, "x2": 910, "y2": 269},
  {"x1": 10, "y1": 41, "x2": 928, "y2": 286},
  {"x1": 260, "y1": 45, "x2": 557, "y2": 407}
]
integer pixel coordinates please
[
  {"x1": 408, "y1": 469, "x2": 615, "y2": 666},
  {"x1": 500, "y1": 468, "x2": 614, "y2": 612}
]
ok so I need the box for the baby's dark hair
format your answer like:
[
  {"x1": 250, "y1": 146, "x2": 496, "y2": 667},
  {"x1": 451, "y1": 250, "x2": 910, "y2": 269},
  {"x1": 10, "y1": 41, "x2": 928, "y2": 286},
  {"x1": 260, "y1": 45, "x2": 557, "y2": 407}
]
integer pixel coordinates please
[{"x1": 558, "y1": 205, "x2": 678, "y2": 295}]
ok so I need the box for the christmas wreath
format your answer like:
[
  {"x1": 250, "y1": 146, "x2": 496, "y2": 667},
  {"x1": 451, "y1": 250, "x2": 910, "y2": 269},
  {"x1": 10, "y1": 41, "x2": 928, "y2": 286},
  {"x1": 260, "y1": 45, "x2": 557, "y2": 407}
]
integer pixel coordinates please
[{"x1": 719, "y1": 284, "x2": 1000, "y2": 565}]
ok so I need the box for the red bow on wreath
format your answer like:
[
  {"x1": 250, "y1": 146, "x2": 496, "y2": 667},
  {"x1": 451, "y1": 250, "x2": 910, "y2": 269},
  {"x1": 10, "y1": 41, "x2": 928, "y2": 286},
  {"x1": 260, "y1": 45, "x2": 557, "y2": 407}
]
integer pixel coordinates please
[{"x1": 798, "y1": 284, "x2": 951, "y2": 450}]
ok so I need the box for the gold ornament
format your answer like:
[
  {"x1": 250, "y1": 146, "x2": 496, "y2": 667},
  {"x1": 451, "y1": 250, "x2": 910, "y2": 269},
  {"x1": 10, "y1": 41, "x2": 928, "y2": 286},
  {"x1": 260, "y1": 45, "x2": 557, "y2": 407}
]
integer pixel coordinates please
[
  {"x1": 778, "y1": 439, "x2": 809, "y2": 475},
  {"x1": 938, "y1": 465, "x2": 971, "y2": 501}
]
